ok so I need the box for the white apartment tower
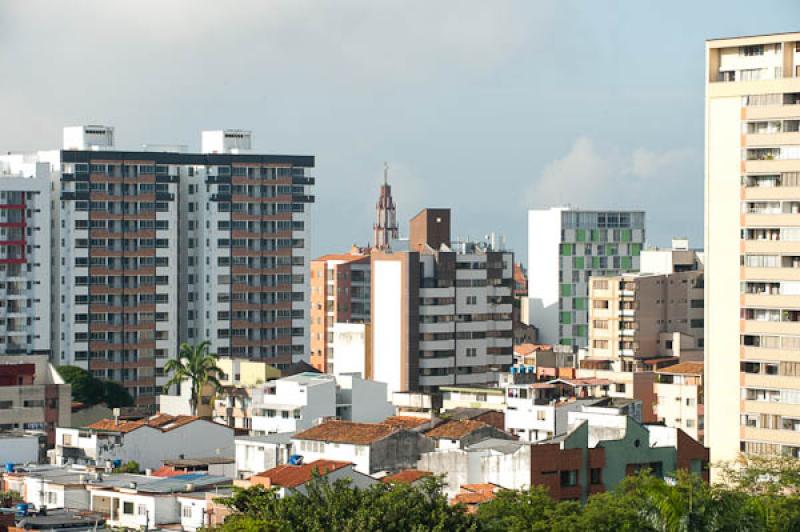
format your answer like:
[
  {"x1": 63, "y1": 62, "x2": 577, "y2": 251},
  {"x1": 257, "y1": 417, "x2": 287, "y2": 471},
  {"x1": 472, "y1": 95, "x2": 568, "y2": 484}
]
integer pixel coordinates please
[
  {"x1": 0, "y1": 157, "x2": 52, "y2": 355},
  {"x1": 706, "y1": 32, "x2": 800, "y2": 466},
  {"x1": 5, "y1": 127, "x2": 314, "y2": 410}
]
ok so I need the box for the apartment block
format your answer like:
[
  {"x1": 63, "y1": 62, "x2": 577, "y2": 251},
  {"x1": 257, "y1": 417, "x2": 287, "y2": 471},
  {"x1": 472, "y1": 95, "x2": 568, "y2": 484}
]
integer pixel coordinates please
[
  {"x1": 706, "y1": 32, "x2": 800, "y2": 465},
  {"x1": 4, "y1": 126, "x2": 315, "y2": 411},
  {"x1": 587, "y1": 269, "x2": 704, "y2": 368},
  {"x1": 371, "y1": 209, "x2": 514, "y2": 394},
  {"x1": 309, "y1": 251, "x2": 370, "y2": 372},
  {"x1": 527, "y1": 208, "x2": 645, "y2": 348},
  {"x1": 0, "y1": 158, "x2": 51, "y2": 356}
]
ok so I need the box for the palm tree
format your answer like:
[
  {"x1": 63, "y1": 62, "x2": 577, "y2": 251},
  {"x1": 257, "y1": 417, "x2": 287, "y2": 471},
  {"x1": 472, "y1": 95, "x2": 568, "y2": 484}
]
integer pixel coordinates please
[{"x1": 164, "y1": 341, "x2": 222, "y2": 417}]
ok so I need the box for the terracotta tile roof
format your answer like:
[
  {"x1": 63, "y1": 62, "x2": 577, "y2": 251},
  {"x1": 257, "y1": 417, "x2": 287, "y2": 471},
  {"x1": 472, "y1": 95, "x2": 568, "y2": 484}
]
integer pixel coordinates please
[
  {"x1": 293, "y1": 420, "x2": 398, "y2": 445},
  {"x1": 425, "y1": 420, "x2": 488, "y2": 440},
  {"x1": 252, "y1": 460, "x2": 351, "y2": 488},
  {"x1": 641, "y1": 356, "x2": 679, "y2": 365},
  {"x1": 656, "y1": 362, "x2": 704, "y2": 375},
  {"x1": 383, "y1": 416, "x2": 430, "y2": 429},
  {"x1": 451, "y1": 484, "x2": 500, "y2": 506},
  {"x1": 86, "y1": 414, "x2": 202, "y2": 433},
  {"x1": 381, "y1": 469, "x2": 432, "y2": 484}
]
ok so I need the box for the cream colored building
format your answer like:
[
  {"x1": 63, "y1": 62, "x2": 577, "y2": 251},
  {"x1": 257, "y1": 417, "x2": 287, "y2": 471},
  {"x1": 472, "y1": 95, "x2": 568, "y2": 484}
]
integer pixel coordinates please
[
  {"x1": 654, "y1": 362, "x2": 704, "y2": 443},
  {"x1": 706, "y1": 32, "x2": 800, "y2": 466},
  {"x1": 587, "y1": 269, "x2": 704, "y2": 369}
]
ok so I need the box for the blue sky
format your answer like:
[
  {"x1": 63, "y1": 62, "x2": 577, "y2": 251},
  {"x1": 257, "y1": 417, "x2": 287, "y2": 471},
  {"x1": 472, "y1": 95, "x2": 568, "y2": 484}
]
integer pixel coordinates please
[{"x1": 1, "y1": 0, "x2": 798, "y2": 264}]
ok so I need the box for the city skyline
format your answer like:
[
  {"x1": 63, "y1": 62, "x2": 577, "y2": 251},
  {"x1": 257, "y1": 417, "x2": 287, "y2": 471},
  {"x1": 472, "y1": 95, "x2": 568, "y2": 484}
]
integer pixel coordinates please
[{"x1": 2, "y1": 1, "x2": 798, "y2": 263}]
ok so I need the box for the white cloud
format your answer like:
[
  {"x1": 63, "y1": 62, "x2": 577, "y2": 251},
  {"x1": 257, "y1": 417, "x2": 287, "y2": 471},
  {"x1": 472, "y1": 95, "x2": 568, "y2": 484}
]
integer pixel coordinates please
[{"x1": 524, "y1": 137, "x2": 698, "y2": 211}]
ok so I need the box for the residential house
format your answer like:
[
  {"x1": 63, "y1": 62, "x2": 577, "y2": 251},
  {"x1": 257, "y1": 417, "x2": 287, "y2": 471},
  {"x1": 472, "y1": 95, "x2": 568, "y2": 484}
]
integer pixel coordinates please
[
  {"x1": 234, "y1": 433, "x2": 294, "y2": 480},
  {"x1": 424, "y1": 420, "x2": 513, "y2": 450},
  {"x1": 291, "y1": 420, "x2": 435, "y2": 475},
  {"x1": 248, "y1": 460, "x2": 377, "y2": 498},
  {"x1": 250, "y1": 372, "x2": 393, "y2": 435},
  {"x1": 441, "y1": 386, "x2": 506, "y2": 412},
  {"x1": 52, "y1": 414, "x2": 234, "y2": 470}
]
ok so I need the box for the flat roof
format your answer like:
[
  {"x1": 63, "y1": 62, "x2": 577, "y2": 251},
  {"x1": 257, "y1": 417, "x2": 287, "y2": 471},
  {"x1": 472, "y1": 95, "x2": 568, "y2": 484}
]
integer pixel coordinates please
[
  {"x1": 707, "y1": 30, "x2": 800, "y2": 43},
  {"x1": 61, "y1": 149, "x2": 314, "y2": 167}
]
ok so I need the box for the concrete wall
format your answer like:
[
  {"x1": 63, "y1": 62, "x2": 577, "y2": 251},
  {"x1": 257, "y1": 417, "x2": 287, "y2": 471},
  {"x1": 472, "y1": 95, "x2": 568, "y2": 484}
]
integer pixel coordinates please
[
  {"x1": 371, "y1": 431, "x2": 435, "y2": 474},
  {"x1": 0, "y1": 436, "x2": 39, "y2": 465}
]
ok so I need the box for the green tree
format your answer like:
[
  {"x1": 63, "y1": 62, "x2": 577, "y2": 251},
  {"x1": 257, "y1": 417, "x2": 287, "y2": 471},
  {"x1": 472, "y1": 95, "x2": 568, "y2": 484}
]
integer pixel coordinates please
[
  {"x1": 164, "y1": 341, "x2": 222, "y2": 416},
  {"x1": 477, "y1": 486, "x2": 579, "y2": 532},
  {"x1": 102, "y1": 380, "x2": 134, "y2": 408},
  {"x1": 58, "y1": 365, "x2": 133, "y2": 407},
  {"x1": 113, "y1": 460, "x2": 140, "y2": 474}
]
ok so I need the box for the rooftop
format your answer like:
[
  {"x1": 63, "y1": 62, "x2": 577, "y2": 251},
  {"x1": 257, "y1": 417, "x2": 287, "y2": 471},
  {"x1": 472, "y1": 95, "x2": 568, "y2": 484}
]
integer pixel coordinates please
[
  {"x1": 293, "y1": 420, "x2": 397, "y2": 445},
  {"x1": 235, "y1": 432, "x2": 295, "y2": 445},
  {"x1": 425, "y1": 420, "x2": 490, "y2": 440},
  {"x1": 85, "y1": 414, "x2": 204, "y2": 433},
  {"x1": 381, "y1": 469, "x2": 432, "y2": 484},
  {"x1": 383, "y1": 416, "x2": 431, "y2": 429},
  {"x1": 656, "y1": 362, "x2": 704, "y2": 376},
  {"x1": 162, "y1": 456, "x2": 235, "y2": 467},
  {"x1": 252, "y1": 460, "x2": 351, "y2": 488},
  {"x1": 312, "y1": 253, "x2": 369, "y2": 264}
]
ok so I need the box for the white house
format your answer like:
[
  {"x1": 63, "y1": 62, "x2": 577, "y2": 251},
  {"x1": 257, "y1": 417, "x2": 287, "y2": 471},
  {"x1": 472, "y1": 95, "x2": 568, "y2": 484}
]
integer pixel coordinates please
[
  {"x1": 53, "y1": 414, "x2": 234, "y2": 470},
  {"x1": 291, "y1": 420, "x2": 434, "y2": 475},
  {"x1": 87, "y1": 474, "x2": 228, "y2": 530},
  {"x1": 235, "y1": 433, "x2": 294, "y2": 479},
  {"x1": 248, "y1": 460, "x2": 377, "y2": 498},
  {"x1": 250, "y1": 372, "x2": 393, "y2": 435}
]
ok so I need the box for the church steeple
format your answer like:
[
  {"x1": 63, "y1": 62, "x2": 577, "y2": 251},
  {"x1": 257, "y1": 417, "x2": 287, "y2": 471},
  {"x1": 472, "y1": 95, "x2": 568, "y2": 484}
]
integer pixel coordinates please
[{"x1": 373, "y1": 162, "x2": 398, "y2": 250}]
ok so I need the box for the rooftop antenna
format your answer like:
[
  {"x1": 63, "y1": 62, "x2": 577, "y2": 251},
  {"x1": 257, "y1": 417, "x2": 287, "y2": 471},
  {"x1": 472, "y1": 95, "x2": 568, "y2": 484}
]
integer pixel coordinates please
[{"x1": 383, "y1": 161, "x2": 389, "y2": 186}]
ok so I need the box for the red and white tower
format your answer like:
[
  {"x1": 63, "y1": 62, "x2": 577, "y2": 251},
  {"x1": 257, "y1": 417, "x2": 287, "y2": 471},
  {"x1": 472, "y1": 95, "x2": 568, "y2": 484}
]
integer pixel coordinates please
[{"x1": 373, "y1": 162, "x2": 398, "y2": 250}]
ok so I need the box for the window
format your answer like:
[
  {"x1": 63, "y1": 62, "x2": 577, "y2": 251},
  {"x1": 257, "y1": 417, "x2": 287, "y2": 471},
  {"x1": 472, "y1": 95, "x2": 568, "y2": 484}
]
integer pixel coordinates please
[
  {"x1": 590, "y1": 468, "x2": 602, "y2": 485},
  {"x1": 560, "y1": 470, "x2": 578, "y2": 487},
  {"x1": 138, "y1": 504, "x2": 147, "y2": 516},
  {"x1": 466, "y1": 348, "x2": 477, "y2": 358},
  {"x1": 182, "y1": 505, "x2": 192, "y2": 518},
  {"x1": 466, "y1": 296, "x2": 477, "y2": 305},
  {"x1": 123, "y1": 502, "x2": 134, "y2": 515}
]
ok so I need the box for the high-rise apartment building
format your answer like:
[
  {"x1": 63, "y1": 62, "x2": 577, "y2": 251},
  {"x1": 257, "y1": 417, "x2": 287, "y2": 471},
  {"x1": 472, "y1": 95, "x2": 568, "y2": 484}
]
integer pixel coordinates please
[
  {"x1": 0, "y1": 157, "x2": 51, "y2": 356},
  {"x1": 4, "y1": 126, "x2": 314, "y2": 410},
  {"x1": 371, "y1": 209, "x2": 514, "y2": 394},
  {"x1": 527, "y1": 207, "x2": 645, "y2": 347},
  {"x1": 706, "y1": 32, "x2": 800, "y2": 464},
  {"x1": 309, "y1": 251, "x2": 370, "y2": 372},
  {"x1": 184, "y1": 130, "x2": 314, "y2": 368}
]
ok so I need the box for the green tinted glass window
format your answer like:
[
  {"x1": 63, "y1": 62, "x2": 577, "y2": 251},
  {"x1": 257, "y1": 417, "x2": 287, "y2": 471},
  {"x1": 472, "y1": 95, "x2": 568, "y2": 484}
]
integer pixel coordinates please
[
  {"x1": 560, "y1": 312, "x2": 572, "y2": 324},
  {"x1": 631, "y1": 243, "x2": 641, "y2": 256},
  {"x1": 621, "y1": 256, "x2": 632, "y2": 269},
  {"x1": 575, "y1": 229, "x2": 586, "y2": 242},
  {"x1": 574, "y1": 297, "x2": 587, "y2": 310},
  {"x1": 561, "y1": 243, "x2": 573, "y2": 256},
  {"x1": 621, "y1": 229, "x2": 632, "y2": 242},
  {"x1": 560, "y1": 284, "x2": 572, "y2": 297},
  {"x1": 574, "y1": 256, "x2": 585, "y2": 269}
]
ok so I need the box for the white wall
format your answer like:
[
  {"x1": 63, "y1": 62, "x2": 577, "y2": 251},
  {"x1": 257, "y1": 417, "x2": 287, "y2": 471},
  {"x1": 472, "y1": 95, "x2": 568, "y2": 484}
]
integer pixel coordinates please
[
  {"x1": 332, "y1": 323, "x2": 368, "y2": 377},
  {"x1": 340, "y1": 374, "x2": 394, "y2": 423},
  {"x1": 0, "y1": 436, "x2": 39, "y2": 465},
  {"x1": 527, "y1": 208, "x2": 564, "y2": 343},
  {"x1": 178, "y1": 495, "x2": 208, "y2": 531},
  {"x1": 293, "y1": 439, "x2": 371, "y2": 474},
  {"x1": 372, "y1": 260, "x2": 403, "y2": 395}
]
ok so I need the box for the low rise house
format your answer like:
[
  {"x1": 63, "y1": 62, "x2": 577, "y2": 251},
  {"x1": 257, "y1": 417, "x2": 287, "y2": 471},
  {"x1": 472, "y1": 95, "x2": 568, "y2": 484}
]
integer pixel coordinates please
[
  {"x1": 292, "y1": 420, "x2": 435, "y2": 475},
  {"x1": 441, "y1": 386, "x2": 506, "y2": 412},
  {"x1": 654, "y1": 362, "x2": 704, "y2": 443},
  {"x1": 391, "y1": 391, "x2": 442, "y2": 419},
  {"x1": 440, "y1": 408, "x2": 505, "y2": 432},
  {"x1": 86, "y1": 473, "x2": 229, "y2": 530},
  {"x1": 425, "y1": 420, "x2": 513, "y2": 450},
  {"x1": 53, "y1": 414, "x2": 234, "y2": 470},
  {"x1": 156, "y1": 456, "x2": 235, "y2": 478},
  {"x1": 419, "y1": 413, "x2": 709, "y2": 500},
  {"x1": 248, "y1": 460, "x2": 377, "y2": 497},
  {"x1": 250, "y1": 372, "x2": 393, "y2": 435},
  {"x1": 235, "y1": 433, "x2": 294, "y2": 479}
]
